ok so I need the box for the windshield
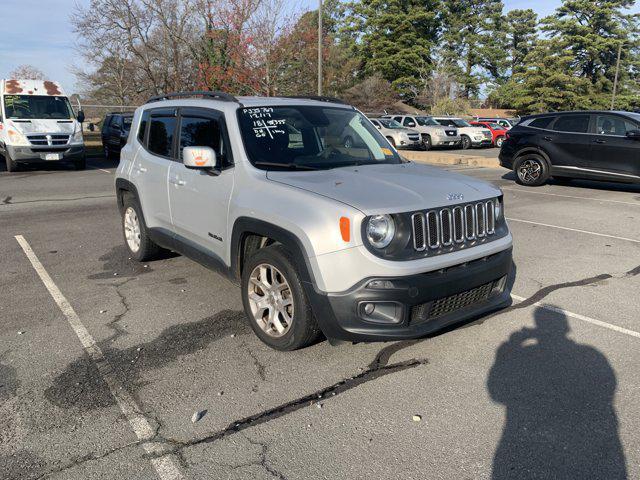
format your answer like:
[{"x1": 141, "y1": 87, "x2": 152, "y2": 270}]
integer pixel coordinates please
[
  {"x1": 3, "y1": 95, "x2": 74, "y2": 120},
  {"x1": 415, "y1": 116, "x2": 440, "y2": 126},
  {"x1": 378, "y1": 118, "x2": 403, "y2": 129},
  {"x1": 238, "y1": 106, "x2": 401, "y2": 170},
  {"x1": 450, "y1": 119, "x2": 471, "y2": 128}
]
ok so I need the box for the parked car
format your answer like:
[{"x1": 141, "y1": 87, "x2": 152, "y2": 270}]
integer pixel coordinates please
[
  {"x1": 433, "y1": 117, "x2": 493, "y2": 149},
  {"x1": 470, "y1": 121, "x2": 509, "y2": 148},
  {"x1": 101, "y1": 112, "x2": 134, "y2": 159},
  {"x1": 475, "y1": 117, "x2": 517, "y2": 130},
  {"x1": 499, "y1": 110, "x2": 640, "y2": 186},
  {"x1": 382, "y1": 114, "x2": 461, "y2": 150},
  {"x1": 0, "y1": 78, "x2": 86, "y2": 172},
  {"x1": 115, "y1": 92, "x2": 513, "y2": 350},
  {"x1": 369, "y1": 118, "x2": 422, "y2": 149}
]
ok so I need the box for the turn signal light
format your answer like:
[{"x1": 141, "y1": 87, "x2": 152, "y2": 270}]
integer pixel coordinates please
[{"x1": 339, "y1": 217, "x2": 350, "y2": 242}]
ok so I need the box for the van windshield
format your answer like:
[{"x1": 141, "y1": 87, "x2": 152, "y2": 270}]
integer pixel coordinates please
[
  {"x1": 3, "y1": 95, "x2": 74, "y2": 120},
  {"x1": 238, "y1": 106, "x2": 401, "y2": 171}
]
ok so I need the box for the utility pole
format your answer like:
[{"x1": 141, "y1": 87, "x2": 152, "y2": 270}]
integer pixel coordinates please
[
  {"x1": 317, "y1": 0, "x2": 323, "y2": 96},
  {"x1": 611, "y1": 41, "x2": 623, "y2": 110}
]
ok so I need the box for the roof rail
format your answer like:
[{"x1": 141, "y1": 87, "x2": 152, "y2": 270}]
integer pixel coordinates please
[
  {"x1": 145, "y1": 91, "x2": 242, "y2": 106},
  {"x1": 284, "y1": 95, "x2": 349, "y2": 105}
]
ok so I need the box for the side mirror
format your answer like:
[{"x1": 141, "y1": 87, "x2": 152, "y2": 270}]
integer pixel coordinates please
[
  {"x1": 88, "y1": 123, "x2": 95, "y2": 132},
  {"x1": 407, "y1": 122, "x2": 416, "y2": 127},
  {"x1": 183, "y1": 146, "x2": 217, "y2": 170},
  {"x1": 626, "y1": 129, "x2": 640, "y2": 140},
  {"x1": 77, "y1": 110, "x2": 85, "y2": 123},
  {"x1": 375, "y1": 124, "x2": 381, "y2": 129}
]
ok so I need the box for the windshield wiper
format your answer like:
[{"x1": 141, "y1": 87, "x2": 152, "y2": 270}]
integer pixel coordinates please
[{"x1": 254, "y1": 161, "x2": 319, "y2": 170}]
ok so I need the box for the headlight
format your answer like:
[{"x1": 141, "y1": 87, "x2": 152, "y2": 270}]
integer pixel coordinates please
[
  {"x1": 494, "y1": 198, "x2": 503, "y2": 220},
  {"x1": 366, "y1": 214, "x2": 395, "y2": 249},
  {"x1": 7, "y1": 128, "x2": 29, "y2": 146},
  {"x1": 400, "y1": 132, "x2": 409, "y2": 140},
  {"x1": 72, "y1": 129, "x2": 84, "y2": 144},
  {"x1": 436, "y1": 129, "x2": 446, "y2": 136}
]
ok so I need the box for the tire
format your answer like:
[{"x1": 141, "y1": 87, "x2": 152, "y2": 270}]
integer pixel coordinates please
[
  {"x1": 73, "y1": 157, "x2": 86, "y2": 170},
  {"x1": 241, "y1": 244, "x2": 322, "y2": 351},
  {"x1": 121, "y1": 195, "x2": 164, "y2": 262},
  {"x1": 343, "y1": 136, "x2": 354, "y2": 149},
  {"x1": 514, "y1": 155, "x2": 549, "y2": 186},
  {"x1": 422, "y1": 135, "x2": 432, "y2": 151},
  {"x1": 495, "y1": 136, "x2": 505, "y2": 148},
  {"x1": 386, "y1": 136, "x2": 396, "y2": 147},
  {"x1": 4, "y1": 151, "x2": 18, "y2": 172},
  {"x1": 461, "y1": 135, "x2": 471, "y2": 150}
]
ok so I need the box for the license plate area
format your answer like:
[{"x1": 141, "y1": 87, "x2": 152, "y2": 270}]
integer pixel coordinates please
[{"x1": 43, "y1": 153, "x2": 62, "y2": 161}]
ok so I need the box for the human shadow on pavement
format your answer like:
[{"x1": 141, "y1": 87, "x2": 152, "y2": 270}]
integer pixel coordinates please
[{"x1": 487, "y1": 307, "x2": 627, "y2": 479}]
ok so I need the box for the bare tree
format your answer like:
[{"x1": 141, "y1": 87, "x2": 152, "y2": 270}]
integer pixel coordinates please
[{"x1": 8, "y1": 64, "x2": 46, "y2": 80}]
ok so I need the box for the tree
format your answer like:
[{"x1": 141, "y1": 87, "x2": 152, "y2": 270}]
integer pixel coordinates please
[
  {"x1": 439, "y1": 0, "x2": 508, "y2": 98},
  {"x1": 345, "y1": 0, "x2": 440, "y2": 96},
  {"x1": 9, "y1": 65, "x2": 46, "y2": 80},
  {"x1": 505, "y1": 9, "x2": 537, "y2": 75},
  {"x1": 341, "y1": 74, "x2": 399, "y2": 112}
]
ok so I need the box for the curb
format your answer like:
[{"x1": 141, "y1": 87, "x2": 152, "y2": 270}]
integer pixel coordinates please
[{"x1": 401, "y1": 150, "x2": 500, "y2": 168}]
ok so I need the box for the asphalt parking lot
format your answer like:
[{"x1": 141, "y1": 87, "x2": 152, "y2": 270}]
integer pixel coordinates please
[{"x1": 1, "y1": 156, "x2": 639, "y2": 479}]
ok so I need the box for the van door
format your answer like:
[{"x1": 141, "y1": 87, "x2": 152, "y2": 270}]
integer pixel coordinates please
[
  {"x1": 168, "y1": 108, "x2": 234, "y2": 265},
  {"x1": 130, "y1": 108, "x2": 176, "y2": 230}
]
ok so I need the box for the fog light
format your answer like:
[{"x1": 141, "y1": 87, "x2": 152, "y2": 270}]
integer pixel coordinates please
[
  {"x1": 358, "y1": 301, "x2": 403, "y2": 324},
  {"x1": 367, "y1": 280, "x2": 395, "y2": 289},
  {"x1": 492, "y1": 276, "x2": 507, "y2": 295},
  {"x1": 364, "y1": 303, "x2": 375, "y2": 315}
]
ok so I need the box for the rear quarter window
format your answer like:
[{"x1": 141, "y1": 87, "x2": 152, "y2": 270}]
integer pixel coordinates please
[
  {"x1": 528, "y1": 117, "x2": 555, "y2": 129},
  {"x1": 148, "y1": 115, "x2": 177, "y2": 157}
]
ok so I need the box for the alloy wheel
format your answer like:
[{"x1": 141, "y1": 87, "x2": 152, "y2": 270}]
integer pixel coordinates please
[
  {"x1": 124, "y1": 207, "x2": 142, "y2": 253},
  {"x1": 247, "y1": 263, "x2": 294, "y2": 338},
  {"x1": 517, "y1": 159, "x2": 542, "y2": 183}
]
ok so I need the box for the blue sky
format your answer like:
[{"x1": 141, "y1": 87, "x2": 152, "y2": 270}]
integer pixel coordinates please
[{"x1": 0, "y1": 0, "x2": 637, "y2": 95}]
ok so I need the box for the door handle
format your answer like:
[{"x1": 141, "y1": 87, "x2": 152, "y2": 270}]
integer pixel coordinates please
[
  {"x1": 593, "y1": 139, "x2": 606, "y2": 144},
  {"x1": 542, "y1": 136, "x2": 553, "y2": 141}
]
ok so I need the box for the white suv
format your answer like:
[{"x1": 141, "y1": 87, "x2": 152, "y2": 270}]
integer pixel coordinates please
[
  {"x1": 433, "y1": 117, "x2": 493, "y2": 150},
  {"x1": 383, "y1": 115, "x2": 461, "y2": 150},
  {"x1": 115, "y1": 92, "x2": 513, "y2": 350}
]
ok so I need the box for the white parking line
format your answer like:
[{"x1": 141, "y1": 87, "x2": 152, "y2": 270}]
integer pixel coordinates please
[
  {"x1": 15, "y1": 235, "x2": 184, "y2": 480},
  {"x1": 506, "y1": 217, "x2": 640, "y2": 244},
  {"x1": 511, "y1": 294, "x2": 640, "y2": 340},
  {"x1": 92, "y1": 167, "x2": 112, "y2": 174},
  {"x1": 502, "y1": 187, "x2": 640, "y2": 207}
]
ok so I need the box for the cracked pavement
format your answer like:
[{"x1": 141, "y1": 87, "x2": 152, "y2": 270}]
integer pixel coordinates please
[{"x1": 1, "y1": 159, "x2": 640, "y2": 479}]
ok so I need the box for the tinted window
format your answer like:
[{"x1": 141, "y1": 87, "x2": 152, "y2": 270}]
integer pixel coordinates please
[
  {"x1": 595, "y1": 115, "x2": 637, "y2": 136},
  {"x1": 529, "y1": 117, "x2": 555, "y2": 129},
  {"x1": 137, "y1": 111, "x2": 150, "y2": 144},
  {"x1": 179, "y1": 116, "x2": 226, "y2": 163},
  {"x1": 392, "y1": 116, "x2": 403, "y2": 123},
  {"x1": 370, "y1": 119, "x2": 380, "y2": 127},
  {"x1": 553, "y1": 115, "x2": 590, "y2": 133},
  {"x1": 148, "y1": 115, "x2": 177, "y2": 157},
  {"x1": 403, "y1": 117, "x2": 416, "y2": 127}
]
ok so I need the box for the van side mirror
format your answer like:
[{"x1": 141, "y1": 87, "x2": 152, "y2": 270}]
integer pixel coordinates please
[
  {"x1": 183, "y1": 146, "x2": 218, "y2": 170},
  {"x1": 626, "y1": 129, "x2": 640, "y2": 140},
  {"x1": 77, "y1": 110, "x2": 85, "y2": 123}
]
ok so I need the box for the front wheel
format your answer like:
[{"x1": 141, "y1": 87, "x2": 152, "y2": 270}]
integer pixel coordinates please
[
  {"x1": 242, "y1": 245, "x2": 322, "y2": 350},
  {"x1": 514, "y1": 155, "x2": 549, "y2": 186},
  {"x1": 121, "y1": 196, "x2": 164, "y2": 261},
  {"x1": 461, "y1": 135, "x2": 471, "y2": 150},
  {"x1": 422, "y1": 135, "x2": 432, "y2": 151},
  {"x1": 495, "y1": 136, "x2": 505, "y2": 148},
  {"x1": 4, "y1": 152, "x2": 18, "y2": 172}
]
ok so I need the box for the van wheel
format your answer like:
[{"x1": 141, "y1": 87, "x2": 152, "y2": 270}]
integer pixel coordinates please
[
  {"x1": 461, "y1": 135, "x2": 471, "y2": 150},
  {"x1": 121, "y1": 196, "x2": 163, "y2": 261},
  {"x1": 514, "y1": 155, "x2": 549, "y2": 186},
  {"x1": 242, "y1": 245, "x2": 322, "y2": 351},
  {"x1": 4, "y1": 152, "x2": 18, "y2": 172}
]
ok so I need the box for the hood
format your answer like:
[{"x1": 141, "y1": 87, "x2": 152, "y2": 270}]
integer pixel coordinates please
[
  {"x1": 7, "y1": 118, "x2": 78, "y2": 135},
  {"x1": 459, "y1": 126, "x2": 490, "y2": 134},
  {"x1": 266, "y1": 162, "x2": 501, "y2": 215}
]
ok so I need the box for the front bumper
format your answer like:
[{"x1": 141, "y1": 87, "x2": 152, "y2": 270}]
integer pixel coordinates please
[
  {"x1": 6, "y1": 145, "x2": 85, "y2": 163},
  {"x1": 431, "y1": 135, "x2": 461, "y2": 147},
  {"x1": 395, "y1": 138, "x2": 423, "y2": 150},
  {"x1": 307, "y1": 247, "x2": 513, "y2": 342},
  {"x1": 472, "y1": 138, "x2": 493, "y2": 147}
]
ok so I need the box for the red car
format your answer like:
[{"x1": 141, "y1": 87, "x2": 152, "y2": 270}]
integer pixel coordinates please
[{"x1": 470, "y1": 121, "x2": 508, "y2": 148}]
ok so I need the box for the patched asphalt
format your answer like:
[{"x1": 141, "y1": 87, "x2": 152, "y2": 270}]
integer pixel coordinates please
[{"x1": 1, "y1": 156, "x2": 639, "y2": 479}]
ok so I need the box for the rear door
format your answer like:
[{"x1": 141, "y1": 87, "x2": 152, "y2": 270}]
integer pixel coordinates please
[
  {"x1": 130, "y1": 108, "x2": 176, "y2": 230},
  {"x1": 588, "y1": 113, "x2": 640, "y2": 177},
  {"x1": 543, "y1": 114, "x2": 592, "y2": 168},
  {"x1": 168, "y1": 108, "x2": 234, "y2": 263}
]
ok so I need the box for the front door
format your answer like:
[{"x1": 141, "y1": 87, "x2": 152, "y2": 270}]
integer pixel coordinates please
[
  {"x1": 588, "y1": 113, "x2": 640, "y2": 177},
  {"x1": 168, "y1": 108, "x2": 234, "y2": 263}
]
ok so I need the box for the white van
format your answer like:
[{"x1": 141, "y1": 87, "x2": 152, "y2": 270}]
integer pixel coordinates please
[{"x1": 0, "y1": 79, "x2": 86, "y2": 172}]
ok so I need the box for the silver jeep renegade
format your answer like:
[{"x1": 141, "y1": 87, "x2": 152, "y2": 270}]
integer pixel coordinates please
[{"x1": 115, "y1": 92, "x2": 514, "y2": 350}]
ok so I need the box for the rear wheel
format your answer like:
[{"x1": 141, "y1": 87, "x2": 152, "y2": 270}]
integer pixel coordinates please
[
  {"x1": 241, "y1": 244, "x2": 322, "y2": 350},
  {"x1": 4, "y1": 151, "x2": 18, "y2": 172},
  {"x1": 461, "y1": 135, "x2": 471, "y2": 150},
  {"x1": 121, "y1": 196, "x2": 164, "y2": 261},
  {"x1": 514, "y1": 155, "x2": 549, "y2": 186}
]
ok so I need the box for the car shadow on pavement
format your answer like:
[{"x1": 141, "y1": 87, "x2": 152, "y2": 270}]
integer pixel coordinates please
[
  {"x1": 487, "y1": 306, "x2": 627, "y2": 480},
  {"x1": 500, "y1": 170, "x2": 640, "y2": 194}
]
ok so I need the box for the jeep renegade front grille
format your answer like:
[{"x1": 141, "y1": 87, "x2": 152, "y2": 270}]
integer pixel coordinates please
[{"x1": 411, "y1": 199, "x2": 497, "y2": 252}]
